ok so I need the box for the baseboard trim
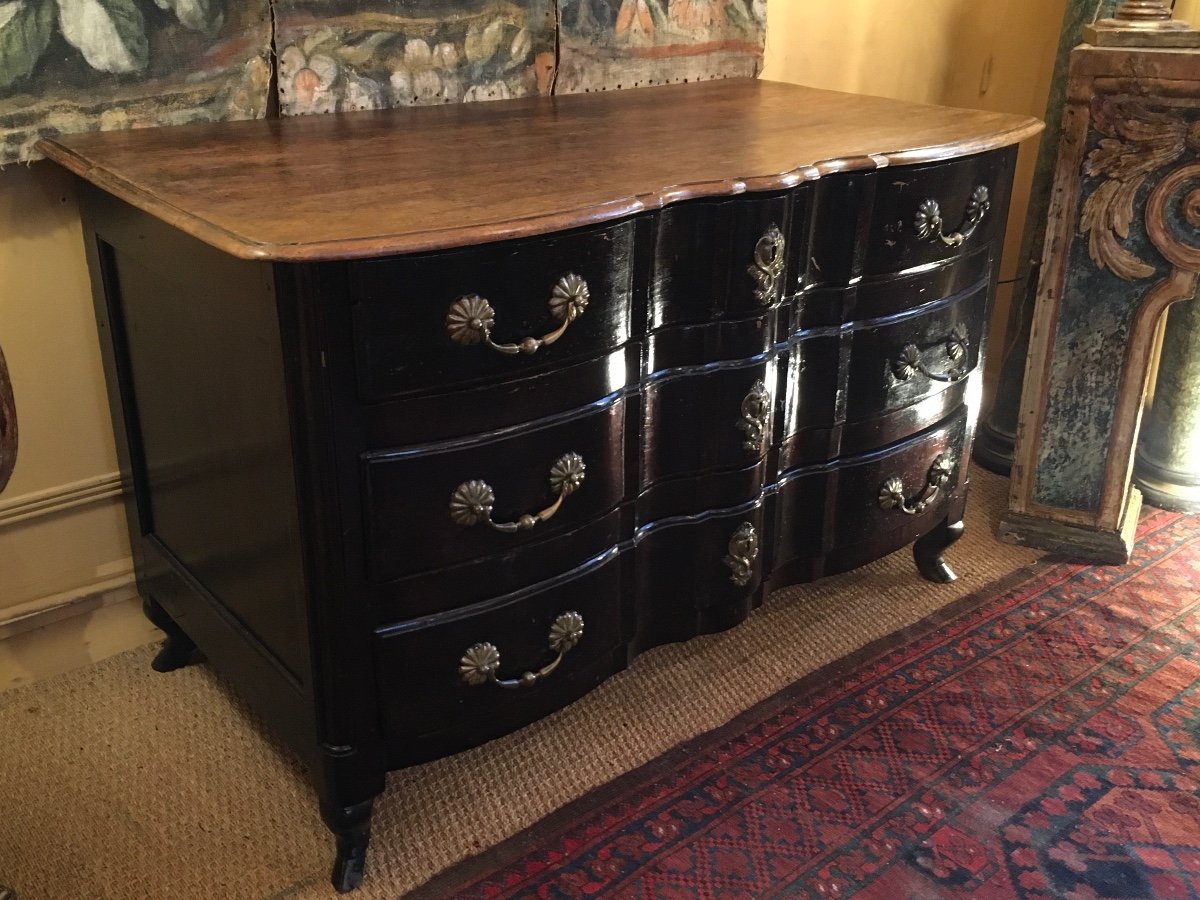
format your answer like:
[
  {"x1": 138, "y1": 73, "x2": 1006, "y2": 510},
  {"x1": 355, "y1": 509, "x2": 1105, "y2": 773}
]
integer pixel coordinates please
[
  {"x1": 0, "y1": 567, "x2": 138, "y2": 640},
  {"x1": 0, "y1": 472, "x2": 124, "y2": 529}
]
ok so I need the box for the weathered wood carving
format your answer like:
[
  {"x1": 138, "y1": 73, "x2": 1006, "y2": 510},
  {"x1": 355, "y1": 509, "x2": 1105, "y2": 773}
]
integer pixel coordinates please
[
  {"x1": 0, "y1": 341, "x2": 16, "y2": 494},
  {"x1": 1002, "y1": 42, "x2": 1200, "y2": 563},
  {"x1": 1080, "y1": 96, "x2": 1200, "y2": 282}
]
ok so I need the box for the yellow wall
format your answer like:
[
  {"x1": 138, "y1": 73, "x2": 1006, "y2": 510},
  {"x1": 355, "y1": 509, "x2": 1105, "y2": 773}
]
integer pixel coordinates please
[
  {"x1": 0, "y1": 164, "x2": 155, "y2": 689},
  {"x1": 764, "y1": 0, "x2": 1068, "y2": 385}
]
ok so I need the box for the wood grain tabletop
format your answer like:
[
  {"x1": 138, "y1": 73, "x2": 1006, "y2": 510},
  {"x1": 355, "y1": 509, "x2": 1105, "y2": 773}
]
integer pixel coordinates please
[{"x1": 38, "y1": 78, "x2": 1042, "y2": 261}]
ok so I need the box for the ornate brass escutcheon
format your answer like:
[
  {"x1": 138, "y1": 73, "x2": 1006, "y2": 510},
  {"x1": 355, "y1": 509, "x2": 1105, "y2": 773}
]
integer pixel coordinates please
[
  {"x1": 449, "y1": 452, "x2": 585, "y2": 533},
  {"x1": 737, "y1": 380, "x2": 772, "y2": 454},
  {"x1": 446, "y1": 273, "x2": 590, "y2": 356},
  {"x1": 913, "y1": 186, "x2": 990, "y2": 248},
  {"x1": 748, "y1": 224, "x2": 786, "y2": 304},
  {"x1": 723, "y1": 522, "x2": 760, "y2": 587},
  {"x1": 878, "y1": 453, "x2": 957, "y2": 516},
  {"x1": 458, "y1": 611, "x2": 585, "y2": 689}
]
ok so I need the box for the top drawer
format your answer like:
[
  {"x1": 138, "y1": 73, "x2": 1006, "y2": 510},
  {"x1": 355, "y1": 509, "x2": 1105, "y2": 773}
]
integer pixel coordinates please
[
  {"x1": 349, "y1": 221, "x2": 636, "y2": 402},
  {"x1": 650, "y1": 189, "x2": 802, "y2": 328},
  {"x1": 863, "y1": 148, "x2": 1014, "y2": 277}
]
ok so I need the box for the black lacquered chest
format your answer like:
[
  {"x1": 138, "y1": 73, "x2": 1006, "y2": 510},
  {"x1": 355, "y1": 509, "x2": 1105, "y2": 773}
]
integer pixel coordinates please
[{"x1": 40, "y1": 79, "x2": 1039, "y2": 891}]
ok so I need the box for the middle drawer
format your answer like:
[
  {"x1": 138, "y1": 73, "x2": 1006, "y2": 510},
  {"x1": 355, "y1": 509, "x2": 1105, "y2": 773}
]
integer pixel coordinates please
[{"x1": 362, "y1": 396, "x2": 626, "y2": 583}]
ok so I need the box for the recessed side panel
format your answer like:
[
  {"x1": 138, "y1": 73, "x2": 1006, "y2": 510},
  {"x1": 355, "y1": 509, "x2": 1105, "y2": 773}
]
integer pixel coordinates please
[{"x1": 95, "y1": 220, "x2": 311, "y2": 688}]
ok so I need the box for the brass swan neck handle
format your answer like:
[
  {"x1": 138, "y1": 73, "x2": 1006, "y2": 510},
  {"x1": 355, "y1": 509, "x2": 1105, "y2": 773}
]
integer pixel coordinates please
[
  {"x1": 878, "y1": 453, "x2": 957, "y2": 516},
  {"x1": 458, "y1": 611, "x2": 585, "y2": 689},
  {"x1": 449, "y1": 452, "x2": 585, "y2": 534},
  {"x1": 446, "y1": 274, "x2": 590, "y2": 356},
  {"x1": 914, "y1": 186, "x2": 991, "y2": 248}
]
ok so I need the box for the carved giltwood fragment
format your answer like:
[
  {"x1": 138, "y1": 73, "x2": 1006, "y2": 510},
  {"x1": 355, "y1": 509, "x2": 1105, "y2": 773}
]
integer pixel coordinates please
[
  {"x1": 0, "y1": 342, "x2": 15, "y2": 493},
  {"x1": 1002, "y1": 44, "x2": 1200, "y2": 563}
]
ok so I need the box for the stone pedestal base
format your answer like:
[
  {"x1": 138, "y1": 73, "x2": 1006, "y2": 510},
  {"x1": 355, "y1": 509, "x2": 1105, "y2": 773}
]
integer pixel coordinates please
[{"x1": 999, "y1": 489, "x2": 1143, "y2": 564}]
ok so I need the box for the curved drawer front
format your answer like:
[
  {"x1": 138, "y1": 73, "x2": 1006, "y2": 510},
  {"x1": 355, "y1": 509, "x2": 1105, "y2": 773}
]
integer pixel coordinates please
[
  {"x1": 350, "y1": 220, "x2": 635, "y2": 401},
  {"x1": 375, "y1": 552, "x2": 624, "y2": 750},
  {"x1": 633, "y1": 502, "x2": 769, "y2": 652},
  {"x1": 844, "y1": 271, "x2": 988, "y2": 425},
  {"x1": 777, "y1": 330, "x2": 843, "y2": 468},
  {"x1": 651, "y1": 190, "x2": 801, "y2": 328},
  {"x1": 832, "y1": 408, "x2": 968, "y2": 550},
  {"x1": 641, "y1": 356, "x2": 779, "y2": 489},
  {"x1": 863, "y1": 148, "x2": 1013, "y2": 277},
  {"x1": 363, "y1": 397, "x2": 625, "y2": 582}
]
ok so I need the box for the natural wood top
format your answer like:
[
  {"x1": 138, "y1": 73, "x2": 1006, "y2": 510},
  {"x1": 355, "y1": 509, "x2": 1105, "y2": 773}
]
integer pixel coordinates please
[{"x1": 38, "y1": 79, "x2": 1042, "y2": 262}]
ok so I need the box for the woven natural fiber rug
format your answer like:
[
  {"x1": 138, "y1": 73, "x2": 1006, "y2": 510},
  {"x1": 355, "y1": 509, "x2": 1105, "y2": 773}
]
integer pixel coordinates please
[
  {"x1": 416, "y1": 505, "x2": 1200, "y2": 899},
  {"x1": 0, "y1": 468, "x2": 1045, "y2": 899}
]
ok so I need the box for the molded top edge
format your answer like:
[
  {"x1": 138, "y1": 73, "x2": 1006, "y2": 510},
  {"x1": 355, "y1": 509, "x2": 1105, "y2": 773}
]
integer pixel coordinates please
[{"x1": 38, "y1": 79, "x2": 1042, "y2": 261}]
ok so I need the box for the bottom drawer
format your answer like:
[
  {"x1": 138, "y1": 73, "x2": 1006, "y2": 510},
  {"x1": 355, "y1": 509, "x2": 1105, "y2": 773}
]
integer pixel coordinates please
[
  {"x1": 632, "y1": 500, "x2": 769, "y2": 651},
  {"x1": 375, "y1": 552, "x2": 624, "y2": 752},
  {"x1": 832, "y1": 408, "x2": 968, "y2": 550}
]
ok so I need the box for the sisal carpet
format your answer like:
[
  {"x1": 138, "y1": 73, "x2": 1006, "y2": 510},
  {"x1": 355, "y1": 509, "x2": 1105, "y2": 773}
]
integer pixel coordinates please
[
  {"x1": 417, "y1": 506, "x2": 1200, "y2": 898},
  {"x1": 0, "y1": 469, "x2": 1046, "y2": 899}
]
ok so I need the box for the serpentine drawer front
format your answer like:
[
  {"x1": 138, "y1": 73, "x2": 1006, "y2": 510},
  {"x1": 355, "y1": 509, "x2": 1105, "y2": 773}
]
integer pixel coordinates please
[
  {"x1": 362, "y1": 396, "x2": 625, "y2": 582},
  {"x1": 349, "y1": 220, "x2": 636, "y2": 401},
  {"x1": 864, "y1": 150, "x2": 1013, "y2": 276},
  {"x1": 42, "y1": 79, "x2": 1039, "y2": 892}
]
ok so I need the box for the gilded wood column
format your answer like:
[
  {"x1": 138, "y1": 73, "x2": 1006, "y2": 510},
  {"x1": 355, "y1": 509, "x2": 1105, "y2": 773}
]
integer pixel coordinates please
[{"x1": 1000, "y1": 6, "x2": 1200, "y2": 562}]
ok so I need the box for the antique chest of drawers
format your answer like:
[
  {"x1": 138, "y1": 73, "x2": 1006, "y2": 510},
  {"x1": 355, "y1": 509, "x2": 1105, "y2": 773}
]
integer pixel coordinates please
[{"x1": 39, "y1": 79, "x2": 1040, "y2": 891}]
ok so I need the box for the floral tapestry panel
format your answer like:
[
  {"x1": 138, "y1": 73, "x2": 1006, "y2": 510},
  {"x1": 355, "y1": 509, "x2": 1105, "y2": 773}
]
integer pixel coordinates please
[
  {"x1": 0, "y1": 0, "x2": 272, "y2": 165},
  {"x1": 556, "y1": 0, "x2": 765, "y2": 94},
  {"x1": 273, "y1": 0, "x2": 557, "y2": 116}
]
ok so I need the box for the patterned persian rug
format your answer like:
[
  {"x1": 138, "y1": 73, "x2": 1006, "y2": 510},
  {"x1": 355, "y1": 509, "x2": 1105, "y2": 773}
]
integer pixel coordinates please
[{"x1": 414, "y1": 507, "x2": 1200, "y2": 898}]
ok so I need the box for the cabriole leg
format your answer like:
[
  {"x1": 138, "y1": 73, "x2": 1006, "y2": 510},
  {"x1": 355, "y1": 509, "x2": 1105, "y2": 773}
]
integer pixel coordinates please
[
  {"x1": 913, "y1": 517, "x2": 965, "y2": 583},
  {"x1": 142, "y1": 597, "x2": 197, "y2": 672},
  {"x1": 322, "y1": 798, "x2": 374, "y2": 893}
]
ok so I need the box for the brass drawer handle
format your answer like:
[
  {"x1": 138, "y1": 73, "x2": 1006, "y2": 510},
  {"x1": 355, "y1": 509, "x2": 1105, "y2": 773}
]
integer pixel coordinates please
[
  {"x1": 892, "y1": 328, "x2": 970, "y2": 384},
  {"x1": 914, "y1": 186, "x2": 990, "y2": 248},
  {"x1": 449, "y1": 452, "x2": 585, "y2": 533},
  {"x1": 878, "y1": 452, "x2": 956, "y2": 516},
  {"x1": 723, "y1": 522, "x2": 760, "y2": 587},
  {"x1": 737, "y1": 379, "x2": 772, "y2": 454},
  {"x1": 458, "y1": 611, "x2": 585, "y2": 689},
  {"x1": 748, "y1": 224, "x2": 785, "y2": 304},
  {"x1": 446, "y1": 273, "x2": 590, "y2": 356}
]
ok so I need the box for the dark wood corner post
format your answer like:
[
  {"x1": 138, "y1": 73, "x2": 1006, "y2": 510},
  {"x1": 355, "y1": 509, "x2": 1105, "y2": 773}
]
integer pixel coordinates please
[{"x1": 1000, "y1": 11, "x2": 1200, "y2": 562}]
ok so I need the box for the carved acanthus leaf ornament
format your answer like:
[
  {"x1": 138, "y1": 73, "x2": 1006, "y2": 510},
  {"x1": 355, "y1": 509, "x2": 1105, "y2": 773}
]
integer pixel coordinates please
[{"x1": 1079, "y1": 97, "x2": 1200, "y2": 281}]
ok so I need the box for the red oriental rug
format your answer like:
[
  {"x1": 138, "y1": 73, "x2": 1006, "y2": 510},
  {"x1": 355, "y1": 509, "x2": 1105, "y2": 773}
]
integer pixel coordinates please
[{"x1": 415, "y1": 508, "x2": 1200, "y2": 899}]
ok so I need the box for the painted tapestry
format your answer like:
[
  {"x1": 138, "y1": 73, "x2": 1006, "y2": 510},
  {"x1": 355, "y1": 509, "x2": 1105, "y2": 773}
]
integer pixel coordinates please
[
  {"x1": 2, "y1": 0, "x2": 766, "y2": 162},
  {"x1": 272, "y1": 0, "x2": 557, "y2": 116},
  {"x1": 0, "y1": 0, "x2": 272, "y2": 164},
  {"x1": 556, "y1": 0, "x2": 765, "y2": 94}
]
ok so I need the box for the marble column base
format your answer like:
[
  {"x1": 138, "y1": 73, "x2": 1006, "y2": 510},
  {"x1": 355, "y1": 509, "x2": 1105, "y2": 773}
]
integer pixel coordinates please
[
  {"x1": 1134, "y1": 454, "x2": 1200, "y2": 513},
  {"x1": 973, "y1": 419, "x2": 1017, "y2": 476},
  {"x1": 998, "y1": 489, "x2": 1143, "y2": 565}
]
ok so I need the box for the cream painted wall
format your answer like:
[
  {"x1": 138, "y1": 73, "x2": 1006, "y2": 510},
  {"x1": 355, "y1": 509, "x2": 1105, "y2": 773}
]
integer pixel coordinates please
[
  {"x1": 764, "y1": 0, "x2": 991, "y2": 104},
  {"x1": 764, "y1": 0, "x2": 1069, "y2": 386},
  {"x1": 0, "y1": 163, "x2": 146, "y2": 688}
]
